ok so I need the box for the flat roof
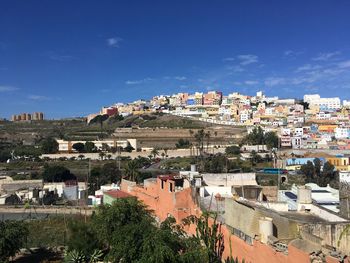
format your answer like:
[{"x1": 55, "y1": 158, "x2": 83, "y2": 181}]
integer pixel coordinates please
[{"x1": 236, "y1": 199, "x2": 345, "y2": 224}]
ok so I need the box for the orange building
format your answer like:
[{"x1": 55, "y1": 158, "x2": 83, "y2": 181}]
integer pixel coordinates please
[
  {"x1": 318, "y1": 125, "x2": 338, "y2": 133},
  {"x1": 120, "y1": 176, "x2": 350, "y2": 263}
]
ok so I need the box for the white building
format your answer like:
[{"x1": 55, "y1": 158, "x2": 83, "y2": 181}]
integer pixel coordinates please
[
  {"x1": 335, "y1": 127, "x2": 350, "y2": 139},
  {"x1": 294, "y1": 128, "x2": 303, "y2": 137},
  {"x1": 304, "y1": 94, "x2": 341, "y2": 110},
  {"x1": 56, "y1": 139, "x2": 137, "y2": 152},
  {"x1": 240, "y1": 112, "x2": 250, "y2": 122}
]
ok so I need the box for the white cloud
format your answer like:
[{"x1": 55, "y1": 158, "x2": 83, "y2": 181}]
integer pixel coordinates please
[
  {"x1": 0, "y1": 86, "x2": 18, "y2": 92},
  {"x1": 237, "y1": 54, "x2": 258, "y2": 65},
  {"x1": 283, "y1": 50, "x2": 303, "y2": 58},
  {"x1": 222, "y1": 57, "x2": 235, "y2": 62},
  {"x1": 125, "y1": 78, "x2": 153, "y2": 85},
  {"x1": 264, "y1": 77, "x2": 286, "y2": 87},
  {"x1": 226, "y1": 65, "x2": 245, "y2": 72},
  {"x1": 338, "y1": 60, "x2": 350, "y2": 68},
  {"x1": 107, "y1": 37, "x2": 123, "y2": 47},
  {"x1": 284, "y1": 50, "x2": 293, "y2": 56},
  {"x1": 312, "y1": 51, "x2": 340, "y2": 61},
  {"x1": 45, "y1": 51, "x2": 75, "y2": 62},
  {"x1": 244, "y1": 80, "x2": 259, "y2": 85},
  {"x1": 28, "y1": 95, "x2": 51, "y2": 101},
  {"x1": 100, "y1": 89, "x2": 111, "y2": 93},
  {"x1": 295, "y1": 64, "x2": 322, "y2": 72},
  {"x1": 174, "y1": 76, "x2": 187, "y2": 81}
]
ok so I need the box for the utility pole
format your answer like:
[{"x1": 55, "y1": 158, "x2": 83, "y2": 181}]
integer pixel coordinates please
[{"x1": 86, "y1": 158, "x2": 90, "y2": 205}]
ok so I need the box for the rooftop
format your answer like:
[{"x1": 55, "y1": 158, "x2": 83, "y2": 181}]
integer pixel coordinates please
[
  {"x1": 237, "y1": 199, "x2": 348, "y2": 224},
  {"x1": 105, "y1": 190, "x2": 132, "y2": 199}
]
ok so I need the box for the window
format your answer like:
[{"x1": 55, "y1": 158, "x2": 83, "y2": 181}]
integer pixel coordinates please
[
  {"x1": 161, "y1": 180, "x2": 164, "y2": 189},
  {"x1": 169, "y1": 183, "x2": 173, "y2": 192}
]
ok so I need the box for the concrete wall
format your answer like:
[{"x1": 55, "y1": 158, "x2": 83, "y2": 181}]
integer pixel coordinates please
[
  {"x1": 224, "y1": 198, "x2": 298, "y2": 241},
  {"x1": 301, "y1": 223, "x2": 350, "y2": 255}
]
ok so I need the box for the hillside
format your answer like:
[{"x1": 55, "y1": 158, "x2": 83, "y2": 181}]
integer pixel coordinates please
[{"x1": 0, "y1": 114, "x2": 231, "y2": 143}]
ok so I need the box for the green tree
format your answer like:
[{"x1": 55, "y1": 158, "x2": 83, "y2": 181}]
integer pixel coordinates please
[
  {"x1": 84, "y1": 142, "x2": 96, "y2": 153},
  {"x1": 92, "y1": 198, "x2": 155, "y2": 262},
  {"x1": 204, "y1": 154, "x2": 228, "y2": 173},
  {"x1": 249, "y1": 150, "x2": 262, "y2": 166},
  {"x1": 0, "y1": 220, "x2": 29, "y2": 262},
  {"x1": 72, "y1": 143, "x2": 85, "y2": 153},
  {"x1": 243, "y1": 127, "x2": 278, "y2": 150},
  {"x1": 313, "y1": 158, "x2": 321, "y2": 177},
  {"x1": 193, "y1": 129, "x2": 206, "y2": 156},
  {"x1": 0, "y1": 148, "x2": 11, "y2": 162},
  {"x1": 176, "y1": 139, "x2": 191, "y2": 149},
  {"x1": 88, "y1": 167, "x2": 102, "y2": 195},
  {"x1": 88, "y1": 163, "x2": 121, "y2": 194},
  {"x1": 320, "y1": 161, "x2": 337, "y2": 187},
  {"x1": 41, "y1": 137, "x2": 59, "y2": 154},
  {"x1": 301, "y1": 161, "x2": 315, "y2": 183},
  {"x1": 124, "y1": 160, "x2": 139, "y2": 182},
  {"x1": 263, "y1": 131, "x2": 278, "y2": 149},
  {"x1": 99, "y1": 152, "x2": 105, "y2": 160},
  {"x1": 124, "y1": 144, "x2": 134, "y2": 153},
  {"x1": 13, "y1": 145, "x2": 42, "y2": 158},
  {"x1": 151, "y1": 148, "x2": 159, "y2": 159},
  {"x1": 183, "y1": 212, "x2": 225, "y2": 263},
  {"x1": 225, "y1": 146, "x2": 241, "y2": 155},
  {"x1": 101, "y1": 143, "x2": 110, "y2": 152},
  {"x1": 244, "y1": 126, "x2": 264, "y2": 145},
  {"x1": 90, "y1": 114, "x2": 109, "y2": 135},
  {"x1": 90, "y1": 198, "x2": 205, "y2": 263},
  {"x1": 42, "y1": 165, "x2": 76, "y2": 182},
  {"x1": 101, "y1": 162, "x2": 121, "y2": 184},
  {"x1": 66, "y1": 220, "x2": 101, "y2": 260},
  {"x1": 205, "y1": 131, "x2": 211, "y2": 152}
]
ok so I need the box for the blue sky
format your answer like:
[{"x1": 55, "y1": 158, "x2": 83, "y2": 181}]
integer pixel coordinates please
[{"x1": 1, "y1": 1, "x2": 350, "y2": 119}]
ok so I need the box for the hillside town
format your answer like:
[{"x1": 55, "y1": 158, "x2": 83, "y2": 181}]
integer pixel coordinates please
[
  {"x1": 2, "y1": 0, "x2": 350, "y2": 262},
  {"x1": 88, "y1": 91, "x2": 350, "y2": 151},
  {"x1": 2, "y1": 90, "x2": 350, "y2": 262}
]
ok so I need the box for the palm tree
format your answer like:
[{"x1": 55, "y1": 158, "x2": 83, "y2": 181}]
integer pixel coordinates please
[
  {"x1": 214, "y1": 131, "x2": 218, "y2": 152},
  {"x1": 124, "y1": 160, "x2": 139, "y2": 182},
  {"x1": 194, "y1": 129, "x2": 205, "y2": 157},
  {"x1": 99, "y1": 152, "x2": 105, "y2": 160},
  {"x1": 151, "y1": 148, "x2": 159, "y2": 160},
  {"x1": 163, "y1": 148, "x2": 169, "y2": 159},
  {"x1": 205, "y1": 131, "x2": 211, "y2": 152},
  {"x1": 338, "y1": 224, "x2": 350, "y2": 248}
]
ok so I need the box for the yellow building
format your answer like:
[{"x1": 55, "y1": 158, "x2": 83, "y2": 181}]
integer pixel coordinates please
[
  {"x1": 318, "y1": 125, "x2": 338, "y2": 133},
  {"x1": 326, "y1": 157, "x2": 350, "y2": 171}
]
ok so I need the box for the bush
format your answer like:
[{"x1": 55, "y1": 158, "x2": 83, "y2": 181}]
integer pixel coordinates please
[
  {"x1": 41, "y1": 137, "x2": 59, "y2": 154},
  {"x1": 225, "y1": 146, "x2": 241, "y2": 155},
  {"x1": 176, "y1": 139, "x2": 191, "y2": 149},
  {"x1": 0, "y1": 220, "x2": 29, "y2": 262},
  {"x1": 42, "y1": 165, "x2": 76, "y2": 182}
]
